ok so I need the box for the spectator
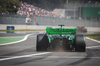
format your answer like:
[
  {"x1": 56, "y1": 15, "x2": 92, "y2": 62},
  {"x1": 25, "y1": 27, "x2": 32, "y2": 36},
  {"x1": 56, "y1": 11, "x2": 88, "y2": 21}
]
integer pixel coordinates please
[{"x1": 17, "y1": 1, "x2": 58, "y2": 18}]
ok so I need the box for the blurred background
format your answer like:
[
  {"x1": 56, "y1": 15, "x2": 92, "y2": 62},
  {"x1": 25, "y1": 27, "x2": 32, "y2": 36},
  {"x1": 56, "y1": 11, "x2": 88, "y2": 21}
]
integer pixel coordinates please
[{"x1": 0, "y1": 0, "x2": 100, "y2": 27}]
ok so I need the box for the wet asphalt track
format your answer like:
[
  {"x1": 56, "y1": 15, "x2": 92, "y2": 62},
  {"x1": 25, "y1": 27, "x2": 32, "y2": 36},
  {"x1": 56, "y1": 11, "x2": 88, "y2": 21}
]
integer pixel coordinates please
[{"x1": 0, "y1": 32, "x2": 100, "y2": 66}]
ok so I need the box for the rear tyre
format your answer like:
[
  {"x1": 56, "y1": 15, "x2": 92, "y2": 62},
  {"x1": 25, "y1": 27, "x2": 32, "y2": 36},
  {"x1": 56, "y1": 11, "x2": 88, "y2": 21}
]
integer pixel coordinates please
[
  {"x1": 75, "y1": 34, "x2": 86, "y2": 52},
  {"x1": 36, "y1": 34, "x2": 49, "y2": 51}
]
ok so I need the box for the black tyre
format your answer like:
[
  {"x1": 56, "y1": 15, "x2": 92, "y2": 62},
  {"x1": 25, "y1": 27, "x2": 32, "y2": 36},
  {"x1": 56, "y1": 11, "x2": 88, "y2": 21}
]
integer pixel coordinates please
[
  {"x1": 75, "y1": 34, "x2": 86, "y2": 52},
  {"x1": 36, "y1": 34, "x2": 49, "y2": 51}
]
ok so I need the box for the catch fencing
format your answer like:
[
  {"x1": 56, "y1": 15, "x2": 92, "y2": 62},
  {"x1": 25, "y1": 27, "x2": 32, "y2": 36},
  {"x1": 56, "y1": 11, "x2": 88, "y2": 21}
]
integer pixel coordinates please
[{"x1": 0, "y1": 15, "x2": 100, "y2": 27}]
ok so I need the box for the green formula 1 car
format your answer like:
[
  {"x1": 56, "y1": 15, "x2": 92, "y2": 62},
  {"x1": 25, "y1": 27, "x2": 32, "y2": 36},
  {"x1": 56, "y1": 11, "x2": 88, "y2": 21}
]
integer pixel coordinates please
[{"x1": 36, "y1": 25, "x2": 86, "y2": 52}]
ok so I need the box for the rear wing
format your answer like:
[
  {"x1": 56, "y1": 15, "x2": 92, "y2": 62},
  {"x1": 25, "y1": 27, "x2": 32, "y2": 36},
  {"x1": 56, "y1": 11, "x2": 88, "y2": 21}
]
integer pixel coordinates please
[{"x1": 46, "y1": 28, "x2": 77, "y2": 35}]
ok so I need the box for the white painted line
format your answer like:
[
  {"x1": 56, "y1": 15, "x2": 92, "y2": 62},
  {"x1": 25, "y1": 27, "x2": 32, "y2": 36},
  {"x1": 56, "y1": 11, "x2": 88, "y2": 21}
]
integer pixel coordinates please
[
  {"x1": 0, "y1": 34, "x2": 32, "y2": 45},
  {"x1": 86, "y1": 37, "x2": 100, "y2": 49},
  {"x1": 86, "y1": 37, "x2": 100, "y2": 43},
  {"x1": 86, "y1": 46, "x2": 100, "y2": 49},
  {"x1": 0, "y1": 36, "x2": 99, "y2": 62},
  {"x1": 0, "y1": 52, "x2": 51, "y2": 61},
  {"x1": 47, "y1": 56, "x2": 100, "y2": 59}
]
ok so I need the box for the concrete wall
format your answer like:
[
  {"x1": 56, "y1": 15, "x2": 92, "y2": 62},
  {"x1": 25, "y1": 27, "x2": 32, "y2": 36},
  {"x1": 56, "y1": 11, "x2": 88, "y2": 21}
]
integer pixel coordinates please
[
  {"x1": 0, "y1": 15, "x2": 100, "y2": 27},
  {"x1": 0, "y1": 15, "x2": 100, "y2": 32}
]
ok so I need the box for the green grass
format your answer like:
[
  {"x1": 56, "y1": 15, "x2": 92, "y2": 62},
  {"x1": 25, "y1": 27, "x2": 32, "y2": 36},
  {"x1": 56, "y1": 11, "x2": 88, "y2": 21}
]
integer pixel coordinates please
[
  {"x1": 85, "y1": 33, "x2": 100, "y2": 40},
  {"x1": 0, "y1": 37, "x2": 24, "y2": 44}
]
